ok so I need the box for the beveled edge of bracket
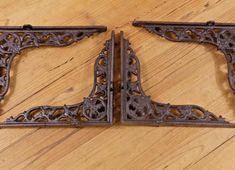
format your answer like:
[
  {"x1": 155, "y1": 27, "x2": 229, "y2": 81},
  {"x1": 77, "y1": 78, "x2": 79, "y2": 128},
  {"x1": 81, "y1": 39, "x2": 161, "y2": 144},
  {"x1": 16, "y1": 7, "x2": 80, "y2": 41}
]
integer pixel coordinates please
[
  {"x1": 133, "y1": 20, "x2": 235, "y2": 27},
  {"x1": 0, "y1": 24, "x2": 107, "y2": 32}
]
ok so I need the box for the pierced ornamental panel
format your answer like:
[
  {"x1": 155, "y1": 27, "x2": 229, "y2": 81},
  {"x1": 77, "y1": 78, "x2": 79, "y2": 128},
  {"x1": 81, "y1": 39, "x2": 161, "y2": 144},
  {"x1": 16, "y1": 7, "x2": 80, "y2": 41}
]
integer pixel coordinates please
[
  {"x1": 0, "y1": 25, "x2": 107, "y2": 102},
  {"x1": 0, "y1": 31, "x2": 114, "y2": 127},
  {"x1": 133, "y1": 21, "x2": 235, "y2": 94},
  {"x1": 120, "y1": 31, "x2": 235, "y2": 127}
]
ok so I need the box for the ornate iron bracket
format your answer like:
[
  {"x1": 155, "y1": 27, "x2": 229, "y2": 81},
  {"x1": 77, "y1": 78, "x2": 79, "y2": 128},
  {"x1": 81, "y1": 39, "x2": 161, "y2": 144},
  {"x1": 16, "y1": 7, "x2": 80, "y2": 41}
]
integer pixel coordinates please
[
  {"x1": 0, "y1": 27, "x2": 234, "y2": 128},
  {"x1": 0, "y1": 24, "x2": 106, "y2": 102},
  {"x1": 133, "y1": 20, "x2": 235, "y2": 94},
  {"x1": 0, "y1": 31, "x2": 114, "y2": 127},
  {"x1": 120, "y1": 31, "x2": 235, "y2": 127}
]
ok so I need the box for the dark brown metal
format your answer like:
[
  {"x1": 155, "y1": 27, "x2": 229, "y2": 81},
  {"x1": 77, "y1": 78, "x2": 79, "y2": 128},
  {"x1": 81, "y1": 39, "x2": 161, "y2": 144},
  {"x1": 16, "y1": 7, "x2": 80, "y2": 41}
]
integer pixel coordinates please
[
  {"x1": 0, "y1": 31, "x2": 114, "y2": 127},
  {"x1": 133, "y1": 20, "x2": 235, "y2": 94},
  {"x1": 120, "y1": 31, "x2": 235, "y2": 127},
  {"x1": 0, "y1": 25, "x2": 107, "y2": 102}
]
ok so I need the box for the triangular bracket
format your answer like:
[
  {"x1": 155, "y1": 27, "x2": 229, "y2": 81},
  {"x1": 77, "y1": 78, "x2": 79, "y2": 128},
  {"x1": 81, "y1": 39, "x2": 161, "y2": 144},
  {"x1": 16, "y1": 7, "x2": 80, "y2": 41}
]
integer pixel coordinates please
[
  {"x1": 0, "y1": 29, "x2": 114, "y2": 127},
  {"x1": 133, "y1": 20, "x2": 235, "y2": 94},
  {"x1": 120, "y1": 31, "x2": 235, "y2": 127}
]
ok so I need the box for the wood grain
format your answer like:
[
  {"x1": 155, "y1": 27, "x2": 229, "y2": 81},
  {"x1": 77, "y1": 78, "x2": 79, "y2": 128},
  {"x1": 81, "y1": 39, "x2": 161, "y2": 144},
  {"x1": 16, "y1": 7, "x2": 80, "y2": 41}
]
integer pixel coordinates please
[{"x1": 0, "y1": 0, "x2": 235, "y2": 169}]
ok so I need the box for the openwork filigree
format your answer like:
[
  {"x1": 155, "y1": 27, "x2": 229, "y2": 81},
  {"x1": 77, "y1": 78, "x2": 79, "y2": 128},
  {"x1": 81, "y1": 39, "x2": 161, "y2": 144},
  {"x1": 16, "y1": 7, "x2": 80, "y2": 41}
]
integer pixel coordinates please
[
  {"x1": 0, "y1": 25, "x2": 107, "y2": 102},
  {"x1": 0, "y1": 31, "x2": 114, "y2": 127},
  {"x1": 133, "y1": 21, "x2": 235, "y2": 94},
  {"x1": 120, "y1": 31, "x2": 235, "y2": 127}
]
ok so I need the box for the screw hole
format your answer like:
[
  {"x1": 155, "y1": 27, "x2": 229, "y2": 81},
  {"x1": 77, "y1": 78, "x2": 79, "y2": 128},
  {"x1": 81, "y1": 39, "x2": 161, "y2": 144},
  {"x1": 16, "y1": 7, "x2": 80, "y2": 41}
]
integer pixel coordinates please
[
  {"x1": 23, "y1": 24, "x2": 33, "y2": 30},
  {"x1": 206, "y1": 21, "x2": 215, "y2": 26}
]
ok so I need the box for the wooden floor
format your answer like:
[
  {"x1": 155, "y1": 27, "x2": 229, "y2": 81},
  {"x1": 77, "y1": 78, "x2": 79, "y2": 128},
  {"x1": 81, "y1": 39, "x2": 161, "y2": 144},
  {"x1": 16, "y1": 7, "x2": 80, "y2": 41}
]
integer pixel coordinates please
[{"x1": 0, "y1": 0, "x2": 235, "y2": 169}]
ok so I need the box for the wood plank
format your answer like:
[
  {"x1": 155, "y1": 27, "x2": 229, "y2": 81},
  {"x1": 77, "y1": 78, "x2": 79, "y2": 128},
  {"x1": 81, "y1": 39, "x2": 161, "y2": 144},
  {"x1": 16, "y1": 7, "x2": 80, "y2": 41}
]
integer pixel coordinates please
[{"x1": 0, "y1": 0, "x2": 234, "y2": 169}]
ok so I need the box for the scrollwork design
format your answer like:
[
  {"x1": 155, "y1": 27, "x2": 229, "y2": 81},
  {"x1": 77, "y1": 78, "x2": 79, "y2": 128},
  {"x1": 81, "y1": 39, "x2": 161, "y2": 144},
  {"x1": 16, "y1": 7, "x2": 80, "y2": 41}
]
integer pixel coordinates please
[
  {"x1": 0, "y1": 25, "x2": 107, "y2": 101},
  {"x1": 0, "y1": 31, "x2": 114, "y2": 127},
  {"x1": 5, "y1": 104, "x2": 82, "y2": 127},
  {"x1": 133, "y1": 21, "x2": 235, "y2": 94},
  {"x1": 121, "y1": 31, "x2": 235, "y2": 127}
]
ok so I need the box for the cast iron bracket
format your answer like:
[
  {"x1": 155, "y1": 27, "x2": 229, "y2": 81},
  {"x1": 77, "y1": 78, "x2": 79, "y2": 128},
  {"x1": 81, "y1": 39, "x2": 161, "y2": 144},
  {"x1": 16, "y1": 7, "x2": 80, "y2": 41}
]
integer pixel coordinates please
[
  {"x1": 0, "y1": 27, "x2": 234, "y2": 128},
  {"x1": 0, "y1": 30, "x2": 114, "y2": 127},
  {"x1": 120, "y1": 31, "x2": 235, "y2": 127},
  {"x1": 133, "y1": 20, "x2": 235, "y2": 94},
  {"x1": 0, "y1": 24, "x2": 106, "y2": 102}
]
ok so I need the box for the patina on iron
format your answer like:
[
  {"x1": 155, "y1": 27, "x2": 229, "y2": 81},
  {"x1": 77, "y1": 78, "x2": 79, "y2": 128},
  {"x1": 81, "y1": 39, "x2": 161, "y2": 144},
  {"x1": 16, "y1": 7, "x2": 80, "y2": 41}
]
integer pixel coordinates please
[
  {"x1": 133, "y1": 20, "x2": 235, "y2": 94},
  {"x1": 0, "y1": 24, "x2": 107, "y2": 102},
  {"x1": 0, "y1": 26, "x2": 234, "y2": 128},
  {"x1": 0, "y1": 31, "x2": 114, "y2": 127},
  {"x1": 120, "y1": 31, "x2": 235, "y2": 127}
]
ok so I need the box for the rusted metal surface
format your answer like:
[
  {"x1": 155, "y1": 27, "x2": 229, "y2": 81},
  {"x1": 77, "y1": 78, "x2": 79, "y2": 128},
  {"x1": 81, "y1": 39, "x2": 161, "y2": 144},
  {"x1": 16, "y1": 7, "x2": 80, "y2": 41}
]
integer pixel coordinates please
[
  {"x1": 120, "y1": 31, "x2": 235, "y2": 127},
  {"x1": 0, "y1": 27, "x2": 234, "y2": 128},
  {"x1": 133, "y1": 20, "x2": 235, "y2": 94},
  {"x1": 0, "y1": 31, "x2": 114, "y2": 127},
  {"x1": 0, "y1": 25, "x2": 107, "y2": 102}
]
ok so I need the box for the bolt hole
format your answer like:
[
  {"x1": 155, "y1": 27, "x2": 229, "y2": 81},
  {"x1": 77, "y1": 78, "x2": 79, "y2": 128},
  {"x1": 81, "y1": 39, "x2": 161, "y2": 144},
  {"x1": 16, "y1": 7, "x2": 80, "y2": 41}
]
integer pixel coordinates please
[
  {"x1": 206, "y1": 21, "x2": 215, "y2": 26},
  {"x1": 23, "y1": 24, "x2": 33, "y2": 30}
]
